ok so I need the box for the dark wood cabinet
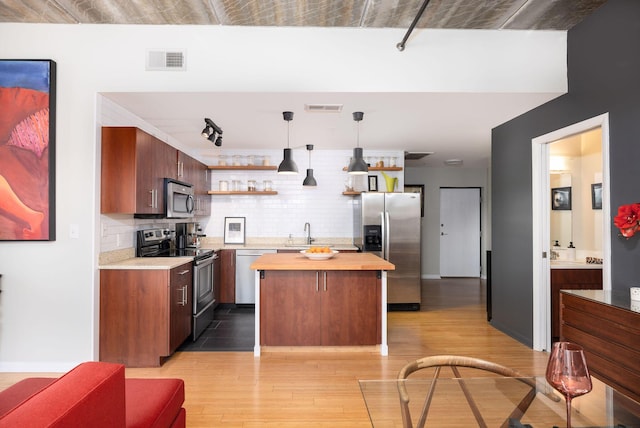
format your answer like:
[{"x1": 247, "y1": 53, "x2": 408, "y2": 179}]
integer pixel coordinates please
[
  {"x1": 259, "y1": 270, "x2": 380, "y2": 346},
  {"x1": 101, "y1": 127, "x2": 169, "y2": 215},
  {"x1": 169, "y1": 264, "x2": 193, "y2": 352},
  {"x1": 550, "y1": 268, "x2": 602, "y2": 342},
  {"x1": 218, "y1": 249, "x2": 236, "y2": 304},
  {"x1": 102, "y1": 126, "x2": 211, "y2": 217},
  {"x1": 100, "y1": 262, "x2": 192, "y2": 367},
  {"x1": 561, "y1": 291, "x2": 640, "y2": 403}
]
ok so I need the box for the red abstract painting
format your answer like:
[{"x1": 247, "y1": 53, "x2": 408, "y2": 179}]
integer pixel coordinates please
[{"x1": 0, "y1": 60, "x2": 56, "y2": 241}]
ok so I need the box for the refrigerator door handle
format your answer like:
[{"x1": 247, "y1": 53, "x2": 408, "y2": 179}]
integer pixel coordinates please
[
  {"x1": 380, "y1": 212, "x2": 386, "y2": 259},
  {"x1": 384, "y1": 211, "x2": 391, "y2": 260}
]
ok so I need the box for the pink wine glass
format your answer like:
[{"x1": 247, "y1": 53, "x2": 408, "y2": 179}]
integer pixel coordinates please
[{"x1": 545, "y1": 342, "x2": 592, "y2": 428}]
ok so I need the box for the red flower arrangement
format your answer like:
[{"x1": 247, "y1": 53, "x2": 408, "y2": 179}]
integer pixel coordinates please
[{"x1": 614, "y1": 203, "x2": 640, "y2": 238}]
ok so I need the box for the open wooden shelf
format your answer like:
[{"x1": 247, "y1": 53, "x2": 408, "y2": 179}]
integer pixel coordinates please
[
  {"x1": 342, "y1": 166, "x2": 403, "y2": 171},
  {"x1": 208, "y1": 165, "x2": 277, "y2": 170},
  {"x1": 208, "y1": 190, "x2": 278, "y2": 195}
]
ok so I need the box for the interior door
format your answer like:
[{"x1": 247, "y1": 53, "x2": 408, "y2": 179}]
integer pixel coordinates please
[{"x1": 439, "y1": 188, "x2": 481, "y2": 277}]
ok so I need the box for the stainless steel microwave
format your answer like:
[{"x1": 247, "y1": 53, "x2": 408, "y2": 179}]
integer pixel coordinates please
[{"x1": 165, "y1": 178, "x2": 195, "y2": 218}]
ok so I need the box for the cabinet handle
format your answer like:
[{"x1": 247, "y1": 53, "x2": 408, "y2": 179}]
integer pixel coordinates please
[
  {"x1": 148, "y1": 189, "x2": 154, "y2": 207},
  {"x1": 315, "y1": 271, "x2": 319, "y2": 292},
  {"x1": 153, "y1": 189, "x2": 158, "y2": 209},
  {"x1": 323, "y1": 271, "x2": 327, "y2": 292},
  {"x1": 182, "y1": 285, "x2": 188, "y2": 305},
  {"x1": 177, "y1": 270, "x2": 190, "y2": 275}
]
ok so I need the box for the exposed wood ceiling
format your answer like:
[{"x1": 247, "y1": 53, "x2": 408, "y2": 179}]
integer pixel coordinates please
[
  {"x1": 0, "y1": 0, "x2": 606, "y2": 30},
  {"x1": 0, "y1": 0, "x2": 608, "y2": 167}
]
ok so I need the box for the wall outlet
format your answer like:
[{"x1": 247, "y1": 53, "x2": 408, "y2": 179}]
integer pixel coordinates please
[{"x1": 70, "y1": 224, "x2": 79, "y2": 239}]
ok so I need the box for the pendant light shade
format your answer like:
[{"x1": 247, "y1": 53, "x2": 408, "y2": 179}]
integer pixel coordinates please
[
  {"x1": 278, "y1": 111, "x2": 298, "y2": 174},
  {"x1": 348, "y1": 111, "x2": 368, "y2": 175},
  {"x1": 303, "y1": 144, "x2": 317, "y2": 186},
  {"x1": 278, "y1": 148, "x2": 298, "y2": 174},
  {"x1": 303, "y1": 169, "x2": 317, "y2": 186},
  {"x1": 348, "y1": 147, "x2": 369, "y2": 175}
]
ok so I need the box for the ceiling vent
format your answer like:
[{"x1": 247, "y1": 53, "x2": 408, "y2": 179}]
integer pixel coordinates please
[
  {"x1": 404, "y1": 152, "x2": 433, "y2": 160},
  {"x1": 304, "y1": 104, "x2": 343, "y2": 113},
  {"x1": 146, "y1": 49, "x2": 186, "y2": 71}
]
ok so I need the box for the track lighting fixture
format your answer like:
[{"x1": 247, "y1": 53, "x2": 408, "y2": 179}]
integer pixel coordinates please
[
  {"x1": 201, "y1": 118, "x2": 223, "y2": 147},
  {"x1": 347, "y1": 111, "x2": 368, "y2": 175},
  {"x1": 303, "y1": 144, "x2": 317, "y2": 186},
  {"x1": 278, "y1": 111, "x2": 298, "y2": 174}
]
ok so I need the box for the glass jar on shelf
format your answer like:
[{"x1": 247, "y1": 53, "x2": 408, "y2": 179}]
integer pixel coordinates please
[
  {"x1": 247, "y1": 155, "x2": 255, "y2": 166},
  {"x1": 232, "y1": 155, "x2": 243, "y2": 166},
  {"x1": 263, "y1": 180, "x2": 273, "y2": 191},
  {"x1": 247, "y1": 180, "x2": 257, "y2": 192},
  {"x1": 262, "y1": 155, "x2": 271, "y2": 166},
  {"x1": 219, "y1": 180, "x2": 229, "y2": 191},
  {"x1": 389, "y1": 156, "x2": 397, "y2": 167},
  {"x1": 218, "y1": 155, "x2": 228, "y2": 166}
]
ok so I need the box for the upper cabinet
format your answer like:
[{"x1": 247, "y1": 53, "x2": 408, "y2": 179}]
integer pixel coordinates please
[
  {"x1": 101, "y1": 127, "x2": 170, "y2": 215},
  {"x1": 101, "y1": 127, "x2": 210, "y2": 216}
]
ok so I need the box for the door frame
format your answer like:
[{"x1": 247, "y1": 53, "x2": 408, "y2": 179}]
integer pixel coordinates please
[{"x1": 531, "y1": 113, "x2": 611, "y2": 352}]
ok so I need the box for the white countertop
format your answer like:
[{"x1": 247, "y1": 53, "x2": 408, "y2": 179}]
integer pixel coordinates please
[
  {"x1": 99, "y1": 257, "x2": 193, "y2": 270},
  {"x1": 550, "y1": 260, "x2": 603, "y2": 269}
]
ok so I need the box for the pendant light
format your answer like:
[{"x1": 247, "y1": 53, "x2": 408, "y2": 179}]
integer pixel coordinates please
[
  {"x1": 278, "y1": 111, "x2": 298, "y2": 174},
  {"x1": 347, "y1": 111, "x2": 368, "y2": 175},
  {"x1": 303, "y1": 144, "x2": 317, "y2": 186}
]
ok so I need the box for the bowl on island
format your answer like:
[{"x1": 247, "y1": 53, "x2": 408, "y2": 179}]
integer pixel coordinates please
[{"x1": 300, "y1": 249, "x2": 339, "y2": 260}]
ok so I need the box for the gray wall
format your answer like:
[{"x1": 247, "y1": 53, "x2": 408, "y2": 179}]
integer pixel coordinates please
[{"x1": 491, "y1": 0, "x2": 640, "y2": 346}]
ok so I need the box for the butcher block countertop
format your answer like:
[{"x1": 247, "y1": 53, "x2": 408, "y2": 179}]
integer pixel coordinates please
[{"x1": 250, "y1": 252, "x2": 395, "y2": 271}]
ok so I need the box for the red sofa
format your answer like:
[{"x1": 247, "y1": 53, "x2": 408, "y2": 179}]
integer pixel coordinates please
[{"x1": 0, "y1": 361, "x2": 185, "y2": 427}]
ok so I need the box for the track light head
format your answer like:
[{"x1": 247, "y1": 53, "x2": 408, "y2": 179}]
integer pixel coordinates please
[{"x1": 215, "y1": 136, "x2": 222, "y2": 147}]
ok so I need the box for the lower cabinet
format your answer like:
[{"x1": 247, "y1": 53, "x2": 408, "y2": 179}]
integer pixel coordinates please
[
  {"x1": 550, "y1": 268, "x2": 602, "y2": 342},
  {"x1": 218, "y1": 249, "x2": 236, "y2": 304},
  {"x1": 260, "y1": 270, "x2": 380, "y2": 346},
  {"x1": 100, "y1": 262, "x2": 192, "y2": 367}
]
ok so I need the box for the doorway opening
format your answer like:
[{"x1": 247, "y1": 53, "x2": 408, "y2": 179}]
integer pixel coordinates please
[{"x1": 531, "y1": 114, "x2": 611, "y2": 352}]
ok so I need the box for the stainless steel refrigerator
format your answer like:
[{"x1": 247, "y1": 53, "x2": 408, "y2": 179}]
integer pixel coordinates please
[{"x1": 353, "y1": 192, "x2": 421, "y2": 310}]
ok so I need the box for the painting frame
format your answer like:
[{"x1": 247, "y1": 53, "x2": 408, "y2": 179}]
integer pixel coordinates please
[
  {"x1": 224, "y1": 217, "x2": 246, "y2": 244},
  {"x1": 551, "y1": 186, "x2": 572, "y2": 211},
  {"x1": 0, "y1": 59, "x2": 56, "y2": 241},
  {"x1": 368, "y1": 175, "x2": 378, "y2": 192},
  {"x1": 404, "y1": 184, "x2": 425, "y2": 217},
  {"x1": 591, "y1": 183, "x2": 602, "y2": 210}
]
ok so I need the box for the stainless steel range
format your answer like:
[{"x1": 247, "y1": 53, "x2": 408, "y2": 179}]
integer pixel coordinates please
[{"x1": 136, "y1": 228, "x2": 217, "y2": 341}]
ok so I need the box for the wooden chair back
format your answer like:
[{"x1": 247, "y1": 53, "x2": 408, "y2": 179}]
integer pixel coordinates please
[{"x1": 397, "y1": 355, "x2": 537, "y2": 428}]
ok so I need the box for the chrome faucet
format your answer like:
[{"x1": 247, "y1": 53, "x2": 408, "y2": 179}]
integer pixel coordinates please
[{"x1": 304, "y1": 222, "x2": 314, "y2": 245}]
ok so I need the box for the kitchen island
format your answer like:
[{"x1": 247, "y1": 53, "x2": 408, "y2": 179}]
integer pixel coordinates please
[{"x1": 250, "y1": 252, "x2": 395, "y2": 356}]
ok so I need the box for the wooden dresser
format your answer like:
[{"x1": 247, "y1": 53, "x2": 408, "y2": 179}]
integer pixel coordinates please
[{"x1": 560, "y1": 290, "x2": 640, "y2": 403}]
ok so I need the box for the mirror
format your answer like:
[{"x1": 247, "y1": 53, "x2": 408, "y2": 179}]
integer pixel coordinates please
[{"x1": 549, "y1": 128, "x2": 603, "y2": 255}]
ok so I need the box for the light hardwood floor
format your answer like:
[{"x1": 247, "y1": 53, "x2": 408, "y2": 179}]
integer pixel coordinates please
[{"x1": 0, "y1": 278, "x2": 550, "y2": 427}]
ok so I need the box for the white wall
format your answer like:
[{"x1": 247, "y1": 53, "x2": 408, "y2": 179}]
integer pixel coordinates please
[
  {"x1": 405, "y1": 166, "x2": 489, "y2": 278},
  {"x1": 0, "y1": 23, "x2": 564, "y2": 371}
]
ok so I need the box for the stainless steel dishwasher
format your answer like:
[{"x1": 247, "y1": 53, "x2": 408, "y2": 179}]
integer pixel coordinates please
[{"x1": 235, "y1": 249, "x2": 276, "y2": 304}]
